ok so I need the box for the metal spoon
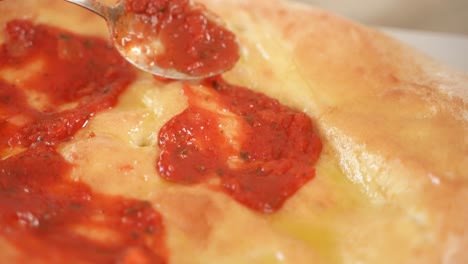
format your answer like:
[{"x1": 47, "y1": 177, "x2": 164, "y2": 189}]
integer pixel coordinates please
[{"x1": 64, "y1": 0, "x2": 238, "y2": 80}]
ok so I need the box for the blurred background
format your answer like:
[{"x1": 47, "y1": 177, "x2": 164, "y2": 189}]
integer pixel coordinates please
[{"x1": 295, "y1": 0, "x2": 468, "y2": 35}]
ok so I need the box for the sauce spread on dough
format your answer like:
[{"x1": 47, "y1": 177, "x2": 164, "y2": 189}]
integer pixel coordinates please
[
  {"x1": 0, "y1": 20, "x2": 167, "y2": 263},
  {"x1": 1, "y1": 3, "x2": 322, "y2": 260},
  {"x1": 158, "y1": 78, "x2": 322, "y2": 213},
  {"x1": 118, "y1": 0, "x2": 239, "y2": 77}
]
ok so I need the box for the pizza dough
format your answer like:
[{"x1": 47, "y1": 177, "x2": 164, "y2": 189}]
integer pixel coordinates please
[{"x1": 0, "y1": 0, "x2": 466, "y2": 263}]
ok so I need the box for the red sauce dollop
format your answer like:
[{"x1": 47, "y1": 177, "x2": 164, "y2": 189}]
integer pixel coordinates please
[
  {"x1": 158, "y1": 78, "x2": 322, "y2": 213},
  {"x1": 0, "y1": 20, "x2": 167, "y2": 263},
  {"x1": 119, "y1": 0, "x2": 239, "y2": 77}
]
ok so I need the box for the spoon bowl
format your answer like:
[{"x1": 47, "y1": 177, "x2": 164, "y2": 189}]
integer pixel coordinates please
[{"x1": 65, "y1": 0, "x2": 239, "y2": 80}]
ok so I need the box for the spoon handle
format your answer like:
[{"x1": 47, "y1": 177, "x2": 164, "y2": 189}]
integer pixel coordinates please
[{"x1": 64, "y1": 0, "x2": 112, "y2": 19}]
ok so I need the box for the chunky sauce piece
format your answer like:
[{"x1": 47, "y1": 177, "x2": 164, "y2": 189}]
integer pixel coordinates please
[
  {"x1": 0, "y1": 20, "x2": 167, "y2": 263},
  {"x1": 158, "y1": 78, "x2": 322, "y2": 213},
  {"x1": 116, "y1": 0, "x2": 239, "y2": 77}
]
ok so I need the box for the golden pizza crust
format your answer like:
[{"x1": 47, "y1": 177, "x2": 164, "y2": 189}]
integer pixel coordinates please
[
  {"x1": 0, "y1": 0, "x2": 467, "y2": 263},
  {"x1": 216, "y1": 1, "x2": 468, "y2": 262},
  {"x1": 213, "y1": 0, "x2": 468, "y2": 262}
]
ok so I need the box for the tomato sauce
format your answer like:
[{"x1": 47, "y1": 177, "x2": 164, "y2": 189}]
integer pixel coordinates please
[
  {"x1": 1, "y1": 5, "x2": 322, "y2": 261},
  {"x1": 0, "y1": 20, "x2": 167, "y2": 263},
  {"x1": 158, "y1": 78, "x2": 322, "y2": 213},
  {"x1": 120, "y1": 0, "x2": 239, "y2": 77}
]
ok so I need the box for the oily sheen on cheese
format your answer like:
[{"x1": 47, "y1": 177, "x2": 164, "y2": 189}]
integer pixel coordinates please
[{"x1": 0, "y1": 0, "x2": 467, "y2": 263}]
